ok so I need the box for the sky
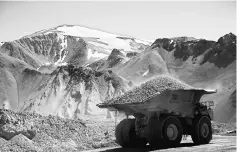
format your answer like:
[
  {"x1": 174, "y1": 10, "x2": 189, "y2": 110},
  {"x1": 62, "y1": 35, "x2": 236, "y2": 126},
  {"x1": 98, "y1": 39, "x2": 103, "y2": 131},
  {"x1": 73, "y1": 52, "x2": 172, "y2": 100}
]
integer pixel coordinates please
[{"x1": 0, "y1": 1, "x2": 236, "y2": 42}]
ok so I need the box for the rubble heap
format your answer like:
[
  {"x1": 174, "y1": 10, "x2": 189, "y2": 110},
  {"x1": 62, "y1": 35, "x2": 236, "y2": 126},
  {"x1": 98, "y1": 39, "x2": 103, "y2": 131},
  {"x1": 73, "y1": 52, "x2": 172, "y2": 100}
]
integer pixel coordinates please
[
  {"x1": 0, "y1": 109, "x2": 116, "y2": 152},
  {"x1": 100, "y1": 75, "x2": 194, "y2": 105}
]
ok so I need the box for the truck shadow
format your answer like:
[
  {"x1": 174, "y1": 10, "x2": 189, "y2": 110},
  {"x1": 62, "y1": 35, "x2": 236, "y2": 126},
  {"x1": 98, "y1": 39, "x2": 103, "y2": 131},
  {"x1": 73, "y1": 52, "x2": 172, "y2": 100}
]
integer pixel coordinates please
[{"x1": 98, "y1": 143, "x2": 201, "y2": 152}]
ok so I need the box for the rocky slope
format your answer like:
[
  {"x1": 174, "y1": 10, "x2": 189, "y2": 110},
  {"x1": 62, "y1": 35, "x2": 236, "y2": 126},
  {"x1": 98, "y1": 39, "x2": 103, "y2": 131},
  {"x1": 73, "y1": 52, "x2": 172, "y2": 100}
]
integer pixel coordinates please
[
  {"x1": 0, "y1": 50, "x2": 133, "y2": 118},
  {"x1": 0, "y1": 109, "x2": 117, "y2": 152},
  {"x1": 88, "y1": 48, "x2": 129, "y2": 71}
]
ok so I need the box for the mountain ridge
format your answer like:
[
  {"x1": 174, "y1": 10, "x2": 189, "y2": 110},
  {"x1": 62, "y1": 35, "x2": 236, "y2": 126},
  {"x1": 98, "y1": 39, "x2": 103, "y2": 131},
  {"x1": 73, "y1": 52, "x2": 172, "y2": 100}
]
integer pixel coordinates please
[
  {"x1": 0, "y1": 25, "x2": 235, "y2": 122},
  {"x1": 27, "y1": 24, "x2": 153, "y2": 43}
]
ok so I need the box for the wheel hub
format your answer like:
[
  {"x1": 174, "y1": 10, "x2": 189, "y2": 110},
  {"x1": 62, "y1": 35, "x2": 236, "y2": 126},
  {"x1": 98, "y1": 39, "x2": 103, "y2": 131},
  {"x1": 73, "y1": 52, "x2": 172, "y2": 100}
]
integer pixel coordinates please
[
  {"x1": 201, "y1": 123, "x2": 209, "y2": 138},
  {"x1": 167, "y1": 124, "x2": 178, "y2": 140}
]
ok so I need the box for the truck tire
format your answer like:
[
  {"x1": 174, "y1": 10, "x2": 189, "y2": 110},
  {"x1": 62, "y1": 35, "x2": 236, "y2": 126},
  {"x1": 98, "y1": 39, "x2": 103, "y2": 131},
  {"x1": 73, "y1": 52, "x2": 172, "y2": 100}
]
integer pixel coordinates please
[
  {"x1": 191, "y1": 116, "x2": 212, "y2": 145},
  {"x1": 115, "y1": 119, "x2": 147, "y2": 148},
  {"x1": 162, "y1": 116, "x2": 183, "y2": 147}
]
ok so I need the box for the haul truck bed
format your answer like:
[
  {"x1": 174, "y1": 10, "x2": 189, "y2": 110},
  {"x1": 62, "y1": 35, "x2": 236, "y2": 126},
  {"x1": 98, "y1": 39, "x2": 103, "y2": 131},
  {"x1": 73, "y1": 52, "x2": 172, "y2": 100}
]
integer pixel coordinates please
[
  {"x1": 97, "y1": 76, "x2": 217, "y2": 149},
  {"x1": 99, "y1": 89, "x2": 215, "y2": 118}
]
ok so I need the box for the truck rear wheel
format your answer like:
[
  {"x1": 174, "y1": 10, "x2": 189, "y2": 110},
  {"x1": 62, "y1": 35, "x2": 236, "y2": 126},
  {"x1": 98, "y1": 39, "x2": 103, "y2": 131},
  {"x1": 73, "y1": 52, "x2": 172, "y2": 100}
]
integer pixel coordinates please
[
  {"x1": 162, "y1": 116, "x2": 183, "y2": 147},
  {"x1": 115, "y1": 119, "x2": 147, "y2": 148},
  {"x1": 191, "y1": 116, "x2": 212, "y2": 145}
]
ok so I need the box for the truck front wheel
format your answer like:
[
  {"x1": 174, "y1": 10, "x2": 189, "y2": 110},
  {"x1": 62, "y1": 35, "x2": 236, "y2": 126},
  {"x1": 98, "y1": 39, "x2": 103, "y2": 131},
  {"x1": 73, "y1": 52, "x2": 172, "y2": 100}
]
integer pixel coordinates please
[
  {"x1": 191, "y1": 116, "x2": 212, "y2": 145},
  {"x1": 115, "y1": 119, "x2": 147, "y2": 148}
]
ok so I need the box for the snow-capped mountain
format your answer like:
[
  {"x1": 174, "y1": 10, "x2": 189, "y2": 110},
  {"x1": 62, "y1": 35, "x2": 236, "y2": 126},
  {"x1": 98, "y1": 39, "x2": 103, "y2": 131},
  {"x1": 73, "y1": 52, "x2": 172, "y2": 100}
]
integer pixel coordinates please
[
  {"x1": 1, "y1": 24, "x2": 151, "y2": 72},
  {"x1": 31, "y1": 24, "x2": 151, "y2": 51}
]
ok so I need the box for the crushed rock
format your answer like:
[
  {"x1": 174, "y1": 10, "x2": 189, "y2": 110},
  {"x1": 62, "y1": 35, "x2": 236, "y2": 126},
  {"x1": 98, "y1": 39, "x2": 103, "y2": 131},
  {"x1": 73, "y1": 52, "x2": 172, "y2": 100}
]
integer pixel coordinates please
[
  {"x1": 101, "y1": 75, "x2": 194, "y2": 105},
  {"x1": 0, "y1": 109, "x2": 116, "y2": 152}
]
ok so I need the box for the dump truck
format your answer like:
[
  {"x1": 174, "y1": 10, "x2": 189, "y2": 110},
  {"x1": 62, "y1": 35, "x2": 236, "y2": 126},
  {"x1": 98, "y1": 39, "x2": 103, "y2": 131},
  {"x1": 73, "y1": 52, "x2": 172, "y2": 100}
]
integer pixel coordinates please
[{"x1": 97, "y1": 76, "x2": 216, "y2": 148}]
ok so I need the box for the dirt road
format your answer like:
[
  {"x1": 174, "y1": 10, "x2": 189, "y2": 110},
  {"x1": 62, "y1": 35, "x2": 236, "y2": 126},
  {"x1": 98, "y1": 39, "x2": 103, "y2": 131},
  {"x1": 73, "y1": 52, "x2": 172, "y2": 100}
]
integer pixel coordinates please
[{"x1": 83, "y1": 135, "x2": 236, "y2": 152}]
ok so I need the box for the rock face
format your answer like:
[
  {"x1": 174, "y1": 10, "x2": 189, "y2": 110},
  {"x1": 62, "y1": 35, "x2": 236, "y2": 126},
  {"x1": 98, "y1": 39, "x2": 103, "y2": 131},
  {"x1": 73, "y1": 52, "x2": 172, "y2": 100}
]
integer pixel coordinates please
[
  {"x1": 107, "y1": 49, "x2": 126, "y2": 68},
  {"x1": 0, "y1": 56, "x2": 133, "y2": 118},
  {"x1": 88, "y1": 49, "x2": 128, "y2": 70},
  {"x1": 1, "y1": 33, "x2": 92, "y2": 68}
]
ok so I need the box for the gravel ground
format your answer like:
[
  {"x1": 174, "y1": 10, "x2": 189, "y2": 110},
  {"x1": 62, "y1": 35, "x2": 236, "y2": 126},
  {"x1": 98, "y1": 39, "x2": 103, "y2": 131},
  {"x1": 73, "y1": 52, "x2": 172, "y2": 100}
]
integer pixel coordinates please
[{"x1": 82, "y1": 135, "x2": 236, "y2": 152}]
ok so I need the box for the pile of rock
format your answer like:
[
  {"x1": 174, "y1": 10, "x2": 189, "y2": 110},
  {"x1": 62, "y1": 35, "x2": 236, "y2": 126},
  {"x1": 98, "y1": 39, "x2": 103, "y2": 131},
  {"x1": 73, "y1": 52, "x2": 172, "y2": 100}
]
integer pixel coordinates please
[
  {"x1": 0, "y1": 109, "x2": 116, "y2": 151},
  {"x1": 103, "y1": 75, "x2": 193, "y2": 105}
]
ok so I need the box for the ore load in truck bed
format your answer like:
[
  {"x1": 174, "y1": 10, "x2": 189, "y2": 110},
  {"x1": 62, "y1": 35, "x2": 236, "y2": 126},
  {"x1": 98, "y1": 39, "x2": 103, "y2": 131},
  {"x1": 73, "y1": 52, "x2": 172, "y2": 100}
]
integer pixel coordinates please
[{"x1": 97, "y1": 75, "x2": 216, "y2": 108}]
